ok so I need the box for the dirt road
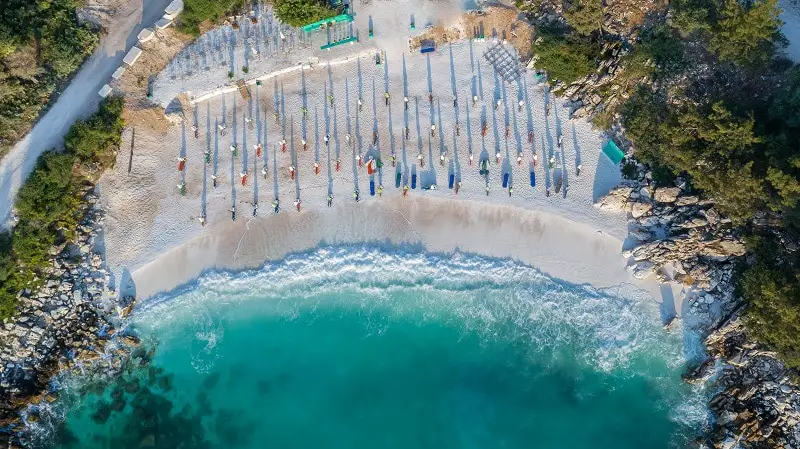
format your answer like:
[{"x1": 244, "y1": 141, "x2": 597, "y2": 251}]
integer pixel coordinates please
[{"x1": 0, "y1": 0, "x2": 173, "y2": 226}]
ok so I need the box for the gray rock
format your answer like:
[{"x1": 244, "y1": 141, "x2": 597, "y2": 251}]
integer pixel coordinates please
[{"x1": 654, "y1": 187, "x2": 682, "y2": 203}]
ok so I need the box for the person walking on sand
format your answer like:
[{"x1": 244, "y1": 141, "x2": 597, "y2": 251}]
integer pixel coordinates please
[
  {"x1": 495, "y1": 151, "x2": 501, "y2": 164},
  {"x1": 485, "y1": 185, "x2": 490, "y2": 196},
  {"x1": 294, "y1": 199, "x2": 301, "y2": 211},
  {"x1": 533, "y1": 154, "x2": 538, "y2": 167},
  {"x1": 440, "y1": 153, "x2": 445, "y2": 166},
  {"x1": 469, "y1": 153, "x2": 474, "y2": 165},
  {"x1": 517, "y1": 154, "x2": 523, "y2": 165},
  {"x1": 417, "y1": 153, "x2": 424, "y2": 168},
  {"x1": 240, "y1": 171, "x2": 248, "y2": 186},
  {"x1": 356, "y1": 153, "x2": 362, "y2": 167},
  {"x1": 302, "y1": 138, "x2": 307, "y2": 151},
  {"x1": 473, "y1": 95, "x2": 478, "y2": 106},
  {"x1": 254, "y1": 144, "x2": 263, "y2": 158},
  {"x1": 403, "y1": 184, "x2": 409, "y2": 197},
  {"x1": 230, "y1": 205, "x2": 236, "y2": 221},
  {"x1": 345, "y1": 134, "x2": 351, "y2": 146},
  {"x1": 576, "y1": 164, "x2": 582, "y2": 176},
  {"x1": 324, "y1": 134, "x2": 330, "y2": 146},
  {"x1": 404, "y1": 96, "x2": 409, "y2": 110},
  {"x1": 272, "y1": 198, "x2": 280, "y2": 213},
  {"x1": 549, "y1": 155, "x2": 555, "y2": 168},
  {"x1": 230, "y1": 144, "x2": 238, "y2": 157},
  {"x1": 198, "y1": 215, "x2": 206, "y2": 226},
  {"x1": 481, "y1": 122, "x2": 487, "y2": 137},
  {"x1": 336, "y1": 158, "x2": 341, "y2": 172},
  {"x1": 177, "y1": 182, "x2": 186, "y2": 195},
  {"x1": 518, "y1": 100, "x2": 524, "y2": 112},
  {"x1": 385, "y1": 92, "x2": 390, "y2": 106},
  {"x1": 212, "y1": 174, "x2": 219, "y2": 187},
  {"x1": 528, "y1": 131, "x2": 533, "y2": 144},
  {"x1": 377, "y1": 185, "x2": 383, "y2": 197},
  {"x1": 328, "y1": 94, "x2": 334, "y2": 107},
  {"x1": 192, "y1": 125, "x2": 199, "y2": 138},
  {"x1": 314, "y1": 161, "x2": 320, "y2": 175},
  {"x1": 358, "y1": 98, "x2": 363, "y2": 111},
  {"x1": 428, "y1": 92, "x2": 433, "y2": 103},
  {"x1": 327, "y1": 194, "x2": 333, "y2": 207},
  {"x1": 280, "y1": 139, "x2": 286, "y2": 153},
  {"x1": 508, "y1": 185, "x2": 513, "y2": 197},
  {"x1": 431, "y1": 124, "x2": 436, "y2": 137},
  {"x1": 262, "y1": 166, "x2": 268, "y2": 179},
  {"x1": 253, "y1": 202, "x2": 258, "y2": 216},
  {"x1": 405, "y1": 126, "x2": 410, "y2": 140},
  {"x1": 391, "y1": 155, "x2": 396, "y2": 167},
  {"x1": 177, "y1": 157, "x2": 186, "y2": 171},
  {"x1": 353, "y1": 188, "x2": 360, "y2": 202},
  {"x1": 301, "y1": 106, "x2": 307, "y2": 119},
  {"x1": 455, "y1": 181, "x2": 461, "y2": 194},
  {"x1": 289, "y1": 165, "x2": 295, "y2": 180}
]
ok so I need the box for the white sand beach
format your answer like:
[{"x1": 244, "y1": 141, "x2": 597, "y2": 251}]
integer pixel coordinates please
[{"x1": 97, "y1": 1, "x2": 681, "y2": 315}]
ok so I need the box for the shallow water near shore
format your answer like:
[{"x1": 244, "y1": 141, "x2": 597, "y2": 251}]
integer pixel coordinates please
[{"x1": 38, "y1": 247, "x2": 707, "y2": 449}]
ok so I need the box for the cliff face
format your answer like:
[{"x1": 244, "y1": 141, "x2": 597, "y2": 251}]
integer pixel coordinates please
[{"x1": 597, "y1": 170, "x2": 800, "y2": 449}]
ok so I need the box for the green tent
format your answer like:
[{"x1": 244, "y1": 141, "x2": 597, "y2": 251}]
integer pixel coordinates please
[{"x1": 602, "y1": 139, "x2": 625, "y2": 165}]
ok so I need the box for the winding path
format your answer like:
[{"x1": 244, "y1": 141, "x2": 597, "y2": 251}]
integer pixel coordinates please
[{"x1": 0, "y1": 0, "x2": 172, "y2": 226}]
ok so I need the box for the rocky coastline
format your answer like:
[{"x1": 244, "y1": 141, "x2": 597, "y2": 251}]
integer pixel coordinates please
[
  {"x1": 0, "y1": 190, "x2": 136, "y2": 448},
  {"x1": 597, "y1": 167, "x2": 800, "y2": 449}
]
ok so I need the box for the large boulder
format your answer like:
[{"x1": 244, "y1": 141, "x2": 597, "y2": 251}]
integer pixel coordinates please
[
  {"x1": 630, "y1": 201, "x2": 652, "y2": 218},
  {"x1": 653, "y1": 187, "x2": 681, "y2": 203},
  {"x1": 702, "y1": 239, "x2": 747, "y2": 258}
]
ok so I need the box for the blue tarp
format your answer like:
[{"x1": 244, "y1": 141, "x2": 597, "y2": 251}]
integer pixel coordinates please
[
  {"x1": 530, "y1": 171, "x2": 536, "y2": 187},
  {"x1": 411, "y1": 173, "x2": 417, "y2": 189},
  {"x1": 448, "y1": 174, "x2": 455, "y2": 189},
  {"x1": 395, "y1": 171, "x2": 401, "y2": 188},
  {"x1": 502, "y1": 172, "x2": 509, "y2": 188},
  {"x1": 370, "y1": 179, "x2": 375, "y2": 196}
]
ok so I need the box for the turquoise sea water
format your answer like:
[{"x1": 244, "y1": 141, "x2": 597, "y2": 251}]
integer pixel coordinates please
[{"x1": 36, "y1": 247, "x2": 707, "y2": 449}]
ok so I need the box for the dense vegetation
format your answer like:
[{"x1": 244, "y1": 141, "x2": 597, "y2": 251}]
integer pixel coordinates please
[
  {"x1": 0, "y1": 97, "x2": 124, "y2": 319},
  {"x1": 530, "y1": 0, "x2": 800, "y2": 366},
  {"x1": 0, "y1": 0, "x2": 99, "y2": 158},
  {"x1": 178, "y1": 0, "x2": 338, "y2": 35},
  {"x1": 178, "y1": 0, "x2": 243, "y2": 36}
]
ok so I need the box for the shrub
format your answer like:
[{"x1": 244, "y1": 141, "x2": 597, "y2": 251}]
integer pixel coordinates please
[
  {"x1": 0, "y1": 0, "x2": 100, "y2": 158},
  {"x1": 272, "y1": 0, "x2": 338, "y2": 28},
  {"x1": 63, "y1": 96, "x2": 125, "y2": 163},
  {"x1": 0, "y1": 96, "x2": 124, "y2": 318},
  {"x1": 533, "y1": 30, "x2": 599, "y2": 85},
  {"x1": 563, "y1": 0, "x2": 604, "y2": 36},
  {"x1": 178, "y1": 0, "x2": 243, "y2": 36}
]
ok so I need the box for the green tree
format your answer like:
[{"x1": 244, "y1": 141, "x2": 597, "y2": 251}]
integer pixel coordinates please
[
  {"x1": 563, "y1": 0, "x2": 604, "y2": 36},
  {"x1": 742, "y1": 238, "x2": 800, "y2": 369},
  {"x1": 533, "y1": 30, "x2": 599, "y2": 84},
  {"x1": 710, "y1": 0, "x2": 782, "y2": 67},
  {"x1": 273, "y1": 0, "x2": 338, "y2": 27}
]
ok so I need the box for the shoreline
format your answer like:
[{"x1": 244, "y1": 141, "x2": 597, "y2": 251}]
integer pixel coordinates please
[{"x1": 129, "y1": 195, "x2": 667, "y2": 305}]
